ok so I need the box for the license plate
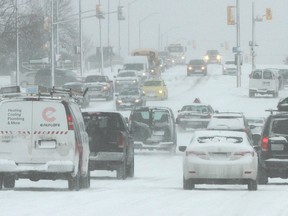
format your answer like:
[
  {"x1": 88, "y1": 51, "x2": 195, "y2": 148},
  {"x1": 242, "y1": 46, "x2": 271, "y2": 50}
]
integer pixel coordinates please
[
  {"x1": 271, "y1": 144, "x2": 284, "y2": 151},
  {"x1": 211, "y1": 153, "x2": 227, "y2": 160},
  {"x1": 38, "y1": 140, "x2": 56, "y2": 149}
]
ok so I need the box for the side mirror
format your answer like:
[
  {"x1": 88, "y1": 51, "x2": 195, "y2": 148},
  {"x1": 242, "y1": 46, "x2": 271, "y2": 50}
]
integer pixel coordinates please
[{"x1": 178, "y1": 146, "x2": 187, "y2": 152}]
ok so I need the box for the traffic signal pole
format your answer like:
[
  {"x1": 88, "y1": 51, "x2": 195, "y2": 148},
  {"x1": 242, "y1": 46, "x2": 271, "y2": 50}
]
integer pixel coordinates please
[{"x1": 236, "y1": 0, "x2": 241, "y2": 88}]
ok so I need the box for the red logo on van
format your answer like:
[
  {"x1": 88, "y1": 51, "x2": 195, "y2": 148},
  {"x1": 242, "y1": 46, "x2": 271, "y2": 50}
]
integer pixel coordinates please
[{"x1": 42, "y1": 107, "x2": 56, "y2": 122}]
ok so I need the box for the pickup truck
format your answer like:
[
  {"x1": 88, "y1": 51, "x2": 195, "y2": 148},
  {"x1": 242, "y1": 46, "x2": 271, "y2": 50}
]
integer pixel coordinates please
[
  {"x1": 82, "y1": 111, "x2": 134, "y2": 179},
  {"x1": 84, "y1": 75, "x2": 114, "y2": 101}
]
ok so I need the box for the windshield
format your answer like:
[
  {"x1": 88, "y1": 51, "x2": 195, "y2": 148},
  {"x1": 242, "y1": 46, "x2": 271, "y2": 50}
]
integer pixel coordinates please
[
  {"x1": 197, "y1": 136, "x2": 243, "y2": 144},
  {"x1": 117, "y1": 72, "x2": 136, "y2": 77},
  {"x1": 123, "y1": 63, "x2": 144, "y2": 71}
]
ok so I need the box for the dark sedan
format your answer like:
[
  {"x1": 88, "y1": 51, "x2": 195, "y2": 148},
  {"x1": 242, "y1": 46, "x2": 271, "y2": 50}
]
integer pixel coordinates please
[
  {"x1": 115, "y1": 88, "x2": 146, "y2": 111},
  {"x1": 187, "y1": 59, "x2": 207, "y2": 76}
]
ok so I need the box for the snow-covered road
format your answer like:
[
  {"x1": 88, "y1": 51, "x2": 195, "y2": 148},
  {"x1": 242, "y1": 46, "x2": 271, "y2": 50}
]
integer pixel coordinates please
[{"x1": 1, "y1": 64, "x2": 288, "y2": 216}]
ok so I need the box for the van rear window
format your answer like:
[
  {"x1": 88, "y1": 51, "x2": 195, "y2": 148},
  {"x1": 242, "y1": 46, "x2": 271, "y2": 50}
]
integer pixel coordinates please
[{"x1": 271, "y1": 119, "x2": 288, "y2": 135}]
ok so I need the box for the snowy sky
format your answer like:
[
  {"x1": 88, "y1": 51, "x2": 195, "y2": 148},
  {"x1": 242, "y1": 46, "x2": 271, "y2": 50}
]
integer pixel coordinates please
[{"x1": 73, "y1": 0, "x2": 288, "y2": 64}]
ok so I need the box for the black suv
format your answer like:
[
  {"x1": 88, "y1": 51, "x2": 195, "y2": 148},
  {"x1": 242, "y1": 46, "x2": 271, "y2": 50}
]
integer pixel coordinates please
[
  {"x1": 257, "y1": 98, "x2": 288, "y2": 184},
  {"x1": 82, "y1": 112, "x2": 134, "y2": 179},
  {"x1": 129, "y1": 106, "x2": 177, "y2": 154}
]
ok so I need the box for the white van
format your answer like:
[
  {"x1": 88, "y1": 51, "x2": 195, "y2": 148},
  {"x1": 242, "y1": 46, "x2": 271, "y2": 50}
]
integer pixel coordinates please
[
  {"x1": 121, "y1": 56, "x2": 149, "y2": 81},
  {"x1": 249, "y1": 69, "x2": 280, "y2": 97},
  {"x1": 0, "y1": 88, "x2": 90, "y2": 190}
]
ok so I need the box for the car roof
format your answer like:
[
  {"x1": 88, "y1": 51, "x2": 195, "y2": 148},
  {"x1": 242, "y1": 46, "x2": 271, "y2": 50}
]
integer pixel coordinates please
[{"x1": 193, "y1": 129, "x2": 247, "y2": 138}]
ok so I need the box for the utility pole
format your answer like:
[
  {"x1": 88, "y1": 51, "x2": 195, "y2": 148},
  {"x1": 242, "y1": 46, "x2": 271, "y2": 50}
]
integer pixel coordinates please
[
  {"x1": 251, "y1": 2, "x2": 255, "y2": 72},
  {"x1": 51, "y1": 0, "x2": 55, "y2": 87},
  {"x1": 79, "y1": 0, "x2": 84, "y2": 76},
  {"x1": 16, "y1": 0, "x2": 20, "y2": 86},
  {"x1": 236, "y1": 0, "x2": 241, "y2": 88}
]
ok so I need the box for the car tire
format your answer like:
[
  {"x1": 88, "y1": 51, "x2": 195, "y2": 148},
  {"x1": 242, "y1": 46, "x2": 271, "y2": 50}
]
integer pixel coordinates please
[
  {"x1": 3, "y1": 175, "x2": 15, "y2": 189},
  {"x1": 127, "y1": 157, "x2": 134, "y2": 178},
  {"x1": 249, "y1": 91, "x2": 255, "y2": 98},
  {"x1": 68, "y1": 171, "x2": 81, "y2": 191},
  {"x1": 117, "y1": 162, "x2": 127, "y2": 180},
  {"x1": 80, "y1": 170, "x2": 90, "y2": 189},
  {"x1": 169, "y1": 146, "x2": 176, "y2": 155},
  {"x1": 248, "y1": 179, "x2": 258, "y2": 191},
  {"x1": 183, "y1": 177, "x2": 195, "y2": 190},
  {"x1": 257, "y1": 166, "x2": 268, "y2": 185},
  {"x1": 0, "y1": 174, "x2": 3, "y2": 190}
]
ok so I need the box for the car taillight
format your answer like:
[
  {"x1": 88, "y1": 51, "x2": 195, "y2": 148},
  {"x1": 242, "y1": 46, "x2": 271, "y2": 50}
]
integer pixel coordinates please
[
  {"x1": 118, "y1": 132, "x2": 125, "y2": 148},
  {"x1": 262, "y1": 136, "x2": 269, "y2": 152},
  {"x1": 230, "y1": 151, "x2": 255, "y2": 160},
  {"x1": 67, "y1": 114, "x2": 74, "y2": 130},
  {"x1": 186, "y1": 151, "x2": 208, "y2": 159}
]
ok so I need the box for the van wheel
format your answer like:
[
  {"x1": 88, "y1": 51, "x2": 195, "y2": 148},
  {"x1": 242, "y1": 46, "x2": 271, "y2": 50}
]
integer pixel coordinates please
[
  {"x1": 183, "y1": 177, "x2": 195, "y2": 190},
  {"x1": 127, "y1": 158, "x2": 134, "y2": 178},
  {"x1": 117, "y1": 162, "x2": 127, "y2": 180},
  {"x1": 249, "y1": 91, "x2": 254, "y2": 98},
  {"x1": 68, "y1": 172, "x2": 80, "y2": 191},
  {"x1": 248, "y1": 179, "x2": 258, "y2": 191},
  {"x1": 3, "y1": 175, "x2": 15, "y2": 189},
  {"x1": 80, "y1": 171, "x2": 90, "y2": 189},
  {"x1": 257, "y1": 166, "x2": 268, "y2": 185},
  {"x1": 0, "y1": 174, "x2": 3, "y2": 190}
]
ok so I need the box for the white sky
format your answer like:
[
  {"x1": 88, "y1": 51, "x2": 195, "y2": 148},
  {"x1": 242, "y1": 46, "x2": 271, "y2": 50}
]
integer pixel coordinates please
[{"x1": 75, "y1": 0, "x2": 288, "y2": 64}]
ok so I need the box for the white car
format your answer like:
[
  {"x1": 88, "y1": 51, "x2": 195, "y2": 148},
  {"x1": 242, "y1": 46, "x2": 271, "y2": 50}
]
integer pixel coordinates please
[
  {"x1": 114, "y1": 70, "x2": 141, "y2": 92},
  {"x1": 178, "y1": 130, "x2": 258, "y2": 190},
  {"x1": 223, "y1": 60, "x2": 237, "y2": 75}
]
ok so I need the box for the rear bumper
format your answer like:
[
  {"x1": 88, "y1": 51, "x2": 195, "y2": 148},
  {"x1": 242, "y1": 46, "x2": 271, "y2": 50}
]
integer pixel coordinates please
[
  {"x1": 178, "y1": 119, "x2": 210, "y2": 128},
  {"x1": 89, "y1": 152, "x2": 125, "y2": 171},
  {"x1": 249, "y1": 88, "x2": 275, "y2": 94},
  {"x1": 184, "y1": 160, "x2": 257, "y2": 180},
  {"x1": 0, "y1": 159, "x2": 74, "y2": 173},
  {"x1": 264, "y1": 158, "x2": 288, "y2": 177},
  {"x1": 134, "y1": 141, "x2": 175, "y2": 151}
]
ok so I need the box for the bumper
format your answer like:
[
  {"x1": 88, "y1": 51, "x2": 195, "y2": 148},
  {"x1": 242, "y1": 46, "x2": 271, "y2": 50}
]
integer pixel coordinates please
[
  {"x1": 184, "y1": 160, "x2": 257, "y2": 180},
  {"x1": 0, "y1": 159, "x2": 74, "y2": 173},
  {"x1": 178, "y1": 119, "x2": 210, "y2": 128},
  {"x1": 88, "y1": 91, "x2": 110, "y2": 98},
  {"x1": 249, "y1": 88, "x2": 275, "y2": 95},
  {"x1": 264, "y1": 158, "x2": 288, "y2": 177},
  {"x1": 134, "y1": 141, "x2": 175, "y2": 151},
  {"x1": 89, "y1": 152, "x2": 125, "y2": 171}
]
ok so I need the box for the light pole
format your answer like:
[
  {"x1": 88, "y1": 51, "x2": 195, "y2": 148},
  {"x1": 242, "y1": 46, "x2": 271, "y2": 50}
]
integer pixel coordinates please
[
  {"x1": 236, "y1": 0, "x2": 241, "y2": 88},
  {"x1": 127, "y1": 0, "x2": 139, "y2": 55},
  {"x1": 16, "y1": 0, "x2": 20, "y2": 86},
  {"x1": 251, "y1": 2, "x2": 263, "y2": 72},
  {"x1": 159, "y1": 26, "x2": 179, "y2": 50},
  {"x1": 138, "y1": 12, "x2": 157, "y2": 48}
]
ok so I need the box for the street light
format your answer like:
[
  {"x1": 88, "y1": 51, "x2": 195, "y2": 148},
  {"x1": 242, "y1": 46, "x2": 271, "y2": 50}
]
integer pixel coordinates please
[
  {"x1": 159, "y1": 26, "x2": 179, "y2": 50},
  {"x1": 251, "y1": 2, "x2": 263, "y2": 71},
  {"x1": 138, "y1": 12, "x2": 157, "y2": 48},
  {"x1": 127, "y1": 0, "x2": 139, "y2": 54}
]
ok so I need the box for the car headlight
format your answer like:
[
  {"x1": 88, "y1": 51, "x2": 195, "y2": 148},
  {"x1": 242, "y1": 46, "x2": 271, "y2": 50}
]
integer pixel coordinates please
[
  {"x1": 188, "y1": 66, "x2": 193, "y2": 70},
  {"x1": 150, "y1": 69, "x2": 155, "y2": 73},
  {"x1": 143, "y1": 72, "x2": 146, "y2": 76},
  {"x1": 103, "y1": 86, "x2": 108, "y2": 90},
  {"x1": 117, "y1": 99, "x2": 122, "y2": 103},
  {"x1": 135, "y1": 99, "x2": 141, "y2": 103},
  {"x1": 204, "y1": 56, "x2": 209, "y2": 61},
  {"x1": 116, "y1": 80, "x2": 120, "y2": 83},
  {"x1": 181, "y1": 56, "x2": 185, "y2": 60},
  {"x1": 133, "y1": 80, "x2": 137, "y2": 83},
  {"x1": 201, "y1": 66, "x2": 205, "y2": 70},
  {"x1": 216, "y1": 55, "x2": 221, "y2": 60},
  {"x1": 159, "y1": 90, "x2": 163, "y2": 94}
]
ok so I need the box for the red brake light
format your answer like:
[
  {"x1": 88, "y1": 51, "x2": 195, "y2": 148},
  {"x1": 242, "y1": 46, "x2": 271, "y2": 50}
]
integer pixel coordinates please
[
  {"x1": 67, "y1": 114, "x2": 74, "y2": 130},
  {"x1": 262, "y1": 136, "x2": 269, "y2": 151},
  {"x1": 118, "y1": 132, "x2": 125, "y2": 148}
]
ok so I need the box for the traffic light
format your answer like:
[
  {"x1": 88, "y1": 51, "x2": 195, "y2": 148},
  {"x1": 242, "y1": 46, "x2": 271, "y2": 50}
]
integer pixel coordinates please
[
  {"x1": 118, "y1": 6, "x2": 125, "y2": 21},
  {"x1": 266, "y1": 8, "x2": 272, "y2": 20},
  {"x1": 96, "y1": 4, "x2": 104, "y2": 19},
  {"x1": 227, "y1": 6, "x2": 235, "y2": 25}
]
